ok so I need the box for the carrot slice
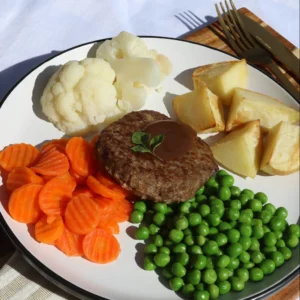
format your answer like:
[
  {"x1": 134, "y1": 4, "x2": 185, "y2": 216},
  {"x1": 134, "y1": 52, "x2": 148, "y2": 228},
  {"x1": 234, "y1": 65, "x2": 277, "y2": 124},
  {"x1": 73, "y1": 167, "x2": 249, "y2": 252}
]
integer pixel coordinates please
[
  {"x1": 35, "y1": 215, "x2": 64, "y2": 244},
  {"x1": 39, "y1": 177, "x2": 75, "y2": 216},
  {"x1": 90, "y1": 134, "x2": 100, "y2": 149},
  {"x1": 47, "y1": 215, "x2": 57, "y2": 224},
  {"x1": 41, "y1": 175, "x2": 56, "y2": 182},
  {"x1": 40, "y1": 139, "x2": 69, "y2": 152},
  {"x1": 56, "y1": 172, "x2": 77, "y2": 191},
  {"x1": 0, "y1": 144, "x2": 39, "y2": 171},
  {"x1": 65, "y1": 137, "x2": 96, "y2": 177},
  {"x1": 6, "y1": 167, "x2": 44, "y2": 193},
  {"x1": 86, "y1": 176, "x2": 124, "y2": 200},
  {"x1": 73, "y1": 187, "x2": 95, "y2": 198},
  {"x1": 93, "y1": 195, "x2": 115, "y2": 214},
  {"x1": 55, "y1": 227, "x2": 83, "y2": 256},
  {"x1": 83, "y1": 228, "x2": 120, "y2": 263},
  {"x1": 97, "y1": 216, "x2": 120, "y2": 234},
  {"x1": 70, "y1": 168, "x2": 86, "y2": 185},
  {"x1": 8, "y1": 184, "x2": 43, "y2": 223},
  {"x1": 65, "y1": 195, "x2": 101, "y2": 235},
  {"x1": 111, "y1": 198, "x2": 133, "y2": 222},
  {"x1": 31, "y1": 144, "x2": 69, "y2": 176}
]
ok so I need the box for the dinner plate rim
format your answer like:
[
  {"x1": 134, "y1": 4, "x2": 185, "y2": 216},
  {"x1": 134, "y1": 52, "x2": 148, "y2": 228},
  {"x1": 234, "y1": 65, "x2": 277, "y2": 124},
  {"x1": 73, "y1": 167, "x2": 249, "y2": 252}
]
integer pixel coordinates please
[{"x1": 0, "y1": 36, "x2": 299, "y2": 300}]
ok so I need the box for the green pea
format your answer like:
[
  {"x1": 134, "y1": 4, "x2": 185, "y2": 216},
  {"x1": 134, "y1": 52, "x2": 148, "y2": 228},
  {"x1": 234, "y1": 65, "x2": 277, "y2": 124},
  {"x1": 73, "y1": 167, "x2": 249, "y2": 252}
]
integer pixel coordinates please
[
  {"x1": 134, "y1": 201, "x2": 147, "y2": 213},
  {"x1": 186, "y1": 269, "x2": 201, "y2": 285},
  {"x1": 179, "y1": 202, "x2": 191, "y2": 214},
  {"x1": 195, "y1": 235, "x2": 206, "y2": 246},
  {"x1": 239, "y1": 251, "x2": 250, "y2": 263},
  {"x1": 196, "y1": 186, "x2": 205, "y2": 196},
  {"x1": 279, "y1": 247, "x2": 292, "y2": 260},
  {"x1": 218, "y1": 281, "x2": 231, "y2": 295},
  {"x1": 203, "y1": 269, "x2": 217, "y2": 284},
  {"x1": 198, "y1": 204, "x2": 210, "y2": 217},
  {"x1": 206, "y1": 256, "x2": 214, "y2": 269},
  {"x1": 196, "y1": 194, "x2": 207, "y2": 204},
  {"x1": 174, "y1": 215, "x2": 189, "y2": 231},
  {"x1": 208, "y1": 284, "x2": 219, "y2": 299},
  {"x1": 252, "y1": 219, "x2": 263, "y2": 226},
  {"x1": 286, "y1": 234, "x2": 299, "y2": 248},
  {"x1": 206, "y1": 213, "x2": 221, "y2": 226},
  {"x1": 229, "y1": 220, "x2": 237, "y2": 229},
  {"x1": 269, "y1": 216, "x2": 285, "y2": 232},
  {"x1": 250, "y1": 250, "x2": 264, "y2": 264},
  {"x1": 188, "y1": 213, "x2": 202, "y2": 227},
  {"x1": 161, "y1": 266, "x2": 173, "y2": 279},
  {"x1": 258, "y1": 210, "x2": 272, "y2": 225},
  {"x1": 169, "y1": 277, "x2": 183, "y2": 292},
  {"x1": 239, "y1": 223, "x2": 252, "y2": 237},
  {"x1": 262, "y1": 246, "x2": 277, "y2": 255},
  {"x1": 164, "y1": 238, "x2": 174, "y2": 247},
  {"x1": 230, "y1": 186, "x2": 241, "y2": 198},
  {"x1": 206, "y1": 177, "x2": 219, "y2": 187},
  {"x1": 188, "y1": 197, "x2": 196, "y2": 202},
  {"x1": 217, "y1": 268, "x2": 230, "y2": 281},
  {"x1": 216, "y1": 169, "x2": 229, "y2": 179},
  {"x1": 227, "y1": 257, "x2": 240, "y2": 269},
  {"x1": 235, "y1": 268, "x2": 249, "y2": 282},
  {"x1": 274, "y1": 231, "x2": 283, "y2": 240},
  {"x1": 218, "y1": 186, "x2": 231, "y2": 201},
  {"x1": 231, "y1": 276, "x2": 245, "y2": 291},
  {"x1": 269, "y1": 251, "x2": 285, "y2": 267},
  {"x1": 183, "y1": 228, "x2": 192, "y2": 236},
  {"x1": 184, "y1": 235, "x2": 195, "y2": 246},
  {"x1": 172, "y1": 243, "x2": 186, "y2": 253},
  {"x1": 209, "y1": 197, "x2": 224, "y2": 206},
  {"x1": 239, "y1": 194, "x2": 250, "y2": 206},
  {"x1": 135, "y1": 226, "x2": 149, "y2": 240},
  {"x1": 181, "y1": 283, "x2": 195, "y2": 296},
  {"x1": 203, "y1": 240, "x2": 219, "y2": 255},
  {"x1": 241, "y1": 189, "x2": 254, "y2": 199},
  {"x1": 192, "y1": 254, "x2": 207, "y2": 270},
  {"x1": 226, "y1": 208, "x2": 240, "y2": 221},
  {"x1": 242, "y1": 261, "x2": 255, "y2": 269},
  {"x1": 171, "y1": 262, "x2": 186, "y2": 277},
  {"x1": 169, "y1": 229, "x2": 184, "y2": 244},
  {"x1": 188, "y1": 245, "x2": 202, "y2": 255},
  {"x1": 274, "y1": 207, "x2": 288, "y2": 219},
  {"x1": 249, "y1": 237, "x2": 260, "y2": 251},
  {"x1": 250, "y1": 267, "x2": 264, "y2": 281},
  {"x1": 264, "y1": 232, "x2": 277, "y2": 247},
  {"x1": 276, "y1": 239, "x2": 286, "y2": 248},
  {"x1": 252, "y1": 225, "x2": 264, "y2": 239},
  {"x1": 264, "y1": 203, "x2": 276, "y2": 216},
  {"x1": 194, "y1": 290, "x2": 209, "y2": 300},
  {"x1": 211, "y1": 205, "x2": 225, "y2": 218},
  {"x1": 218, "y1": 222, "x2": 231, "y2": 232},
  {"x1": 227, "y1": 243, "x2": 243, "y2": 258},
  {"x1": 152, "y1": 212, "x2": 165, "y2": 226},
  {"x1": 287, "y1": 224, "x2": 300, "y2": 238},
  {"x1": 219, "y1": 175, "x2": 234, "y2": 187},
  {"x1": 144, "y1": 243, "x2": 157, "y2": 254},
  {"x1": 239, "y1": 236, "x2": 251, "y2": 250},
  {"x1": 215, "y1": 233, "x2": 228, "y2": 246},
  {"x1": 130, "y1": 210, "x2": 144, "y2": 224},
  {"x1": 260, "y1": 259, "x2": 275, "y2": 275},
  {"x1": 263, "y1": 225, "x2": 271, "y2": 234},
  {"x1": 227, "y1": 269, "x2": 234, "y2": 277},
  {"x1": 143, "y1": 256, "x2": 156, "y2": 272},
  {"x1": 159, "y1": 246, "x2": 170, "y2": 255},
  {"x1": 201, "y1": 220, "x2": 209, "y2": 227},
  {"x1": 229, "y1": 200, "x2": 242, "y2": 210},
  {"x1": 166, "y1": 206, "x2": 174, "y2": 215},
  {"x1": 153, "y1": 234, "x2": 163, "y2": 247},
  {"x1": 154, "y1": 252, "x2": 170, "y2": 267},
  {"x1": 195, "y1": 283, "x2": 205, "y2": 291},
  {"x1": 248, "y1": 199, "x2": 263, "y2": 212},
  {"x1": 148, "y1": 223, "x2": 160, "y2": 236},
  {"x1": 226, "y1": 229, "x2": 240, "y2": 243},
  {"x1": 254, "y1": 192, "x2": 268, "y2": 204},
  {"x1": 217, "y1": 255, "x2": 230, "y2": 268},
  {"x1": 176, "y1": 252, "x2": 189, "y2": 266},
  {"x1": 208, "y1": 227, "x2": 218, "y2": 235}
]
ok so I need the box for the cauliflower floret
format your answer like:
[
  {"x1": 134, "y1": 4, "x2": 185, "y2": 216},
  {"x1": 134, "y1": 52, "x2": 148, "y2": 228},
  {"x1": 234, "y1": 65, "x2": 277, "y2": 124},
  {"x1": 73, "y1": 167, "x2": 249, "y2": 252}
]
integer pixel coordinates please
[{"x1": 41, "y1": 58, "x2": 122, "y2": 135}]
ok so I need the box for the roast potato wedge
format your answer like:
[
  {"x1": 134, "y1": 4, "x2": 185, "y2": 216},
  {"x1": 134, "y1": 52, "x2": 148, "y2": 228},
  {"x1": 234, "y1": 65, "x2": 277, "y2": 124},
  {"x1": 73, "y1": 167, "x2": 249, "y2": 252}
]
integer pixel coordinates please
[
  {"x1": 226, "y1": 88, "x2": 299, "y2": 132},
  {"x1": 192, "y1": 59, "x2": 248, "y2": 106},
  {"x1": 173, "y1": 83, "x2": 225, "y2": 133},
  {"x1": 260, "y1": 121, "x2": 299, "y2": 175},
  {"x1": 211, "y1": 120, "x2": 262, "y2": 178}
]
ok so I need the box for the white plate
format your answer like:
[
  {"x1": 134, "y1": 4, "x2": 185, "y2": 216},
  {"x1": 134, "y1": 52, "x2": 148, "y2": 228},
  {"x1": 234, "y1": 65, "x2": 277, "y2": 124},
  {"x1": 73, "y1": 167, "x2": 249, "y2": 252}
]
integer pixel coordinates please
[{"x1": 0, "y1": 37, "x2": 299, "y2": 300}]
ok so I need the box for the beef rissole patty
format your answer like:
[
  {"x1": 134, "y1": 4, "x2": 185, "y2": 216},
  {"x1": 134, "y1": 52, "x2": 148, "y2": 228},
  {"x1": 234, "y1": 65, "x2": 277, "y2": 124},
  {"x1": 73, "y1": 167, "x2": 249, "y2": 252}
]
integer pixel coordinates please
[{"x1": 96, "y1": 110, "x2": 218, "y2": 203}]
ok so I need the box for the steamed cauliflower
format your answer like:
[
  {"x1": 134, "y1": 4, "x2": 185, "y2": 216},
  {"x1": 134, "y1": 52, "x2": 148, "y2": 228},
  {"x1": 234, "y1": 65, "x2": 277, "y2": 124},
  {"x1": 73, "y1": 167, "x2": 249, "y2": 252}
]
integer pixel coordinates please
[
  {"x1": 96, "y1": 31, "x2": 172, "y2": 110},
  {"x1": 41, "y1": 58, "x2": 122, "y2": 135}
]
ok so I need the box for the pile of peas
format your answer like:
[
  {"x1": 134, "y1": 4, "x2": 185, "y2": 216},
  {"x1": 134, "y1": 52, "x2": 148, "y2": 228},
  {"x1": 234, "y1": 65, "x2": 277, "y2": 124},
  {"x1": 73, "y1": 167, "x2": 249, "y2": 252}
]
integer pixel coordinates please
[{"x1": 130, "y1": 170, "x2": 300, "y2": 300}]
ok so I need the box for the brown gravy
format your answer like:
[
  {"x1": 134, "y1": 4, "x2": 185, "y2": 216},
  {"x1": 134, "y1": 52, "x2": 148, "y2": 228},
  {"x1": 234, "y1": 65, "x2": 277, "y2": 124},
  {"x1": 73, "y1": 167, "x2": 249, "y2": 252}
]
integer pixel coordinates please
[{"x1": 143, "y1": 120, "x2": 196, "y2": 161}]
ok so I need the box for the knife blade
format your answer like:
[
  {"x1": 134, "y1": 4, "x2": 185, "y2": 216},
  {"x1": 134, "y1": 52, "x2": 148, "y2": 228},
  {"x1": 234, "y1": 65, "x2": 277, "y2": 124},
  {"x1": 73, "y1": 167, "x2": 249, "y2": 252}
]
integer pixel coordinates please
[{"x1": 239, "y1": 13, "x2": 300, "y2": 79}]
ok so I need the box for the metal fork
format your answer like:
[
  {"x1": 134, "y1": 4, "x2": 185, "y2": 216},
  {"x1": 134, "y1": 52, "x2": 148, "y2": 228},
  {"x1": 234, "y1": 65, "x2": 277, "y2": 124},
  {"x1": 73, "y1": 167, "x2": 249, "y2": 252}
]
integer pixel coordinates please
[{"x1": 216, "y1": 0, "x2": 299, "y2": 102}]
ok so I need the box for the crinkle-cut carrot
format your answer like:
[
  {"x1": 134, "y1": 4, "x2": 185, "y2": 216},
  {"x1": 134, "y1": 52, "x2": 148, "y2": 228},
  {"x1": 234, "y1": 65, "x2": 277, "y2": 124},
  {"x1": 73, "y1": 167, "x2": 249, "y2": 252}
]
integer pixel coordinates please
[
  {"x1": 70, "y1": 168, "x2": 86, "y2": 185},
  {"x1": 97, "y1": 216, "x2": 120, "y2": 234},
  {"x1": 40, "y1": 139, "x2": 69, "y2": 152},
  {"x1": 47, "y1": 215, "x2": 57, "y2": 224},
  {"x1": 90, "y1": 134, "x2": 100, "y2": 149},
  {"x1": 93, "y1": 195, "x2": 115, "y2": 214},
  {"x1": 8, "y1": 184, "x2": 43, "y2": 224},
  {"x1": 111, "y1": 198, "x2": 133, "y2": 223},
  {"x1": 73, "y1": 187, "x2": 95, "y2": 199},
  {"x1": 55, "y1": 227, "x2": 83, "y2": 256},
  {"x1": 39, "y1": 177, "x2": 75, "y2": 216},
  {"x1": 6, "y1": 167, "x2": 44, "y2": 193},
  {"x1": 65, "y1": 195, "x2": 101, "y2": 235},
  {"x1": 41, "y1": 175, "x2": 55, "y2": 182},
  {"x1": 31, "y1": 144, "x2": 69, "y2": 176},
  {"x1": 83, "y1": 228, "x2": 120, "y2": 264},
  {"x1": 0, "y1": 144, "x2": 39, "y2": 171},
  {"x1": 86, "y1": 176, "x2": 124, "y2": 200},
  {"x1": 35, "y1": 215, "x2": 64, "y2": 244},
  {"x1": 56, "y1": 172, "x2": 77, "y2": 192},
  {"x1": 65, "y1": 137, "x2": 96, "y2": 177}
]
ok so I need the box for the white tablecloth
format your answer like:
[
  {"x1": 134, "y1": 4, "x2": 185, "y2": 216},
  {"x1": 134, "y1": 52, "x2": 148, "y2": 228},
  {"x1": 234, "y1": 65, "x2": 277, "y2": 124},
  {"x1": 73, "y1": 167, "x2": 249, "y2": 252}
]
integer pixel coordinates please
[{"x1": 0, "y1": 0, "x2": 299, "y2": 299}]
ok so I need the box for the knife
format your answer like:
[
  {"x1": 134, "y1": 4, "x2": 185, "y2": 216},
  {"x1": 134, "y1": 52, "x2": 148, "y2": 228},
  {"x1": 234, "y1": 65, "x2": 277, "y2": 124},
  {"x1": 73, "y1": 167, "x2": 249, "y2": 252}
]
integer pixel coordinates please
[{"x1": 239, "y1": 13, "x2": 300, "y2": 79}]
